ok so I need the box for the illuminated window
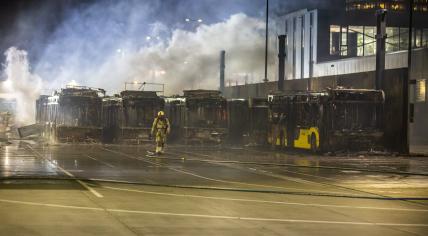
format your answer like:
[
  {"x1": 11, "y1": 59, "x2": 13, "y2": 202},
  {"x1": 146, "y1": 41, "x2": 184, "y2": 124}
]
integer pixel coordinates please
[
  {"x1": 399, "y1": 28, "x2": 409, "y2": 50},
  {"x1": 415, "y1": 29, "x2": 422, "y2": 47},
  {"x1": 330, "y1": 25, "x2": 341, "y2": 55},
  {"x1": 364, "y1": 26, "x2": 376, "y2": 55},
  {"x1": 349, "y1": 26, "x2": 364, "y2": 56},
  {"x1": 416, "y1": 79, "x2": 426, "y2": 102},
  {"x1": 341, "y1": 26, "x2": 348, "y2": 56},
  {"x1": 386, "y1": 27, "x2": 400, "y2": 52},
  {"x1": 423, "y1": 29, "x2": 428, "y2": 47}
]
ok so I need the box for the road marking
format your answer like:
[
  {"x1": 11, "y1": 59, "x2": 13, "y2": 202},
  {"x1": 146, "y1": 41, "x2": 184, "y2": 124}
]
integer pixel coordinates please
[
  {"x1": 25, "y1": 146, "x2": 104, "y2": 198},
  {"x1": 100, "y1": 185, "x2": 428, "y2": 213},
  {"x1": 0, "y1": 198, "x2": 103, "y2": 211},
  {"x1": 0, "y1": 198, "x2": 427, "y2": 227},
  {"x1": 174, "y1": 150, "x2": 321, "y2": 185},
  {"x1": 100, "y1": 147, "x2": 355, "y2": 195},
  {"x1": 85, "y1": 154, "x2": 115, "y2": 168}
]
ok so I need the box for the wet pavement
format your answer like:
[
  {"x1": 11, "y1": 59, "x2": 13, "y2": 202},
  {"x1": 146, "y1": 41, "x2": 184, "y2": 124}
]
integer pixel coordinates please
[{"x1": 1, "y1": 141, "x2": 428, "y2": 235}]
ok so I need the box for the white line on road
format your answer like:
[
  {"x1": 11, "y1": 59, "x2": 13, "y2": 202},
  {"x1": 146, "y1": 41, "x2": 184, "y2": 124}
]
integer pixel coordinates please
[
  {"x1": 99, "y1": 147, "x2": 355, "y2": 195},
  {"x1": 100, "y1": 185, "x2": 428, "y2": 213},
  {"x1": 26, "y1": 146, "x2": 104, "y2": 198},
  {"x1": 0, "y1": 198, "x2": 427, "y2": 227},
  {"x1": 85, "y1": 154, "x2": 115, "y2": 168}
]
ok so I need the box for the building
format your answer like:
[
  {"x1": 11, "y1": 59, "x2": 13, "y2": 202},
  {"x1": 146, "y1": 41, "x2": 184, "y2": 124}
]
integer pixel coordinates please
[
  {"x1": 224, "y1": 1, "x2": 428, "y2": 150},
  {"x1": 275, "y1": 2, "x2": 428, "y2": 81}
]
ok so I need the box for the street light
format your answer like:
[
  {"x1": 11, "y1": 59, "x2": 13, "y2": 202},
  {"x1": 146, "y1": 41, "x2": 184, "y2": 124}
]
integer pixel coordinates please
[{"x1": 185, "y1": 18, "x2": 203, "y2": 23}]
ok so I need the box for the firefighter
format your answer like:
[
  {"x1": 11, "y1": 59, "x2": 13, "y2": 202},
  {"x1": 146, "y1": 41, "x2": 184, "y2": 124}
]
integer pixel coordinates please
[{"x1": 151, "y1": 111, "x2": 170, "y2": 155}]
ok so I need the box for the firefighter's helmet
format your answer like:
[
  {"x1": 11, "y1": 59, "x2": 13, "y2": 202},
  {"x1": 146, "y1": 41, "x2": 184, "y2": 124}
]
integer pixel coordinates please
[{"x1": 157, "y1": 111, "x2": 165, "y2": 117}]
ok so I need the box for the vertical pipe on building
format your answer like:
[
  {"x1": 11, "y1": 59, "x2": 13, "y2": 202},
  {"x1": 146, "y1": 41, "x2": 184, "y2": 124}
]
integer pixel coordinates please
[
  {"x1": 263, "y1": 0, "x2": 269, "y2": 82},
  {"x1": 402, "y1": 0, "x2": 414, "y2": 154},
  {"x1": 278, "y1": 35, "x2": 286, "y2": 91},
  {"x1": 375, "y1": 9, "x2": 387, "y2": 90},
  {"x1": 220, "y1": 50, "x2": 225, "y2": 93}
]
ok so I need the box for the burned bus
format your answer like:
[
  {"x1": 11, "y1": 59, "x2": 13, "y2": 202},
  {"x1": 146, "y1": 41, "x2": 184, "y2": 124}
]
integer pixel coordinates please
[
  {"x1": 164, "y1": 97, "x2": 185, "y2": 142},
  {"x1": 44, "y1": 86, "x2": 105, "y2": 143},
  {"x1": 268, "y1": 89, "x2": 384, "y2": 152},
  {"x1": 227, "y1": 98, "x2": 269, "y2": 145},
  {"x1": 166, "y1": 90, "x2": 228, "y2": 144},
  {"x1": 102, "y1": 90, "x2": 164, "y2": 143}
]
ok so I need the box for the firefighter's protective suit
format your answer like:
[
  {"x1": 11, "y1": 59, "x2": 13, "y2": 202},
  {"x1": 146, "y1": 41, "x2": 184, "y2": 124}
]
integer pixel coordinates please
[{"x1": 151, "y1": 111, "x2": 170, "y2": 154}]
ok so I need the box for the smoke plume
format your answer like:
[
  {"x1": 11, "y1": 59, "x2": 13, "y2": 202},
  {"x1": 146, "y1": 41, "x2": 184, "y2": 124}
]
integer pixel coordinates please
[
  {"x1": 34, "y1": 8, "x2": 277, "y2": 95},
  {"x1": 1, "y1": 47, "x2": 42, "y2": 125}
]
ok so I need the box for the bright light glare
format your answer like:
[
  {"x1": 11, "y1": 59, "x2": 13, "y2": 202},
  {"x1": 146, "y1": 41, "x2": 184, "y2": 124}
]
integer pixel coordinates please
[
  {"x1": 3, "y1": 79, "x2": 13, "y2": 89},
  {"x1": 185, "y1": 18, "x2": 190, "y2": 22},
  {"x1": 146, "y1": 36, "x2": 151, "y2": 40},
  {"x1": 67, "y1": 80, "x2": 79, "y2": 87},
  {"x1": 197, "y1": 19, "x2": 203, "y2": 23},
  {"x1": 133, "y1": 80, "x2": 138, "y2": 84}
]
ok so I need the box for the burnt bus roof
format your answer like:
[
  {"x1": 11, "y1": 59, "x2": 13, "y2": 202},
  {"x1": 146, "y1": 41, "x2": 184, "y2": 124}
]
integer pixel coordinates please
[
  {"x1": 183, "y1": 89, "x2": 222, "y2": 99},
  {"x1": 59, "y1": 87, "x2": 105, "y2": 98},
  {"x1": 36, "y1": 95, "x2": 50, "y2": 102},
  {"x1": 270, "y1": 89, "x2": 384, "y2": 103},
  {"x1": 120, "y1": 90, "x2": 159, "y2": 99}
]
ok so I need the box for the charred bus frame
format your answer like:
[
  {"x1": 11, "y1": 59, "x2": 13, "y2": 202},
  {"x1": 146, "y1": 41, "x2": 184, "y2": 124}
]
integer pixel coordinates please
[
  {"x1": 102, "y1": 90, "x2": 164, "y2": 144},
  {"x1": 177, "y1": 90, "x2": 228, "y2": 144},
  {"x1": 268, "y1": 89, "x2": 384, "y2": 152},
  {"x1": 44, "y1": 86, "x2": 105, "y2": 143}
]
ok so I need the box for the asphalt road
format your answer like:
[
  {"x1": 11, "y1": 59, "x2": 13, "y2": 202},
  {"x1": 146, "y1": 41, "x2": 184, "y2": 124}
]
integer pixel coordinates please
[{"x1": 1, "y1": 141, "x2": 428, "y2": 235}]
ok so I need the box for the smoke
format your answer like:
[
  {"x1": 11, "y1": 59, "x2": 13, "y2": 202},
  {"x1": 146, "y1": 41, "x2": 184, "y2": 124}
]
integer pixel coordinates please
[
  {"x1": 31, "y1": 1, "x2": 277, "y2": 95},
  {"x1": 1, "y1": 47, "x2": 42, "y2": 125}
]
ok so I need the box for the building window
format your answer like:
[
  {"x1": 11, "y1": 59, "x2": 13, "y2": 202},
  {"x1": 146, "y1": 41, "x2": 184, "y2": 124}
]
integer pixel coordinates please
[
  {"x1": 399, "y1": 28, "x2": 409, "y2": 50},
  {"x1": 330, "y1": 25, "x2": 341, "y2": 55},
  {"x1": 349, "y1": 26, "x2": 364, "y2": 56},
  {"x1": 416, "y1": 79, "x2": 426, "y2": 103},
  {"x1": 341, "y1": 26, "x2": 348, "y2": 56},
  {"x1": 386, "y1": 27, "x2": 400, "y2": 52},
  {"x1": 364, "y1": 26, "x2": 376, "y2": 55},
  {"x1": 424, "y1": 29, "x2": 428, "y2": 47},
  {"x1": 415, "y1": 29, "x2": 422, "y2": 48}
]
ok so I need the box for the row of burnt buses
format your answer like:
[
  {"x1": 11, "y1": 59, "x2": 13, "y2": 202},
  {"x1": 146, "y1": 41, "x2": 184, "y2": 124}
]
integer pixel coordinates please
[{"x1": 36, "y1": 86, "x2": 385, "y2": 152}]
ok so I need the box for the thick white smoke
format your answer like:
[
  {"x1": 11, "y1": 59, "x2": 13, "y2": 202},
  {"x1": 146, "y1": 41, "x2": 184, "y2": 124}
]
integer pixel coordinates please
[
  {"x1": 1, "y1": 47, "x2": 42, "y2": 125},
  {"x1": 95, "y1": 14, "x2": 276, "y2": 94},
  {"x1": 33, "y1": 8, "x2": 277, "y2": 95}
]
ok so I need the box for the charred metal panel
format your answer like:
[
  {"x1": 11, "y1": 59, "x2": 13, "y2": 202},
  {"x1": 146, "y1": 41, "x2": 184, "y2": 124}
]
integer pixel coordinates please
[
  {"x1": 36, "y1": 95, "x2": 49, "y2": 124},
  {"x1": 248, "y1": 98, "x2": 269, "y2": 145},
  {"x1": 164, "y1": 97, "x2": 185, "y2": 142},
  {"x1": 102, "y1": 90, "x2": 164, "y2": 144},
  {"x1": 182, "y1": 90, "x2": 228, "y2": 144},
  {"x1": 227, "y1": 99, "x2": 249, "y2": 144}
]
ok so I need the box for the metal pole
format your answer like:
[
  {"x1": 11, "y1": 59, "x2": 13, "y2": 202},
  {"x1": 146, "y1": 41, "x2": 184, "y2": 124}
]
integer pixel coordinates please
[
  {"x1": 220, "y1": 50, "x2": 226, "y2": 93},
  {"x1": 402, "y1": 0, "x2": 413, "y2": 154},
  {"x1": 277, "y1": 35, "x2": 286, "y2": 91},
  {"x1": 375, "y1": 9, "x2": 387, "y2": 90},
  {"x1": 263, "y1": 0, "x2": 269, "y2": 83}
]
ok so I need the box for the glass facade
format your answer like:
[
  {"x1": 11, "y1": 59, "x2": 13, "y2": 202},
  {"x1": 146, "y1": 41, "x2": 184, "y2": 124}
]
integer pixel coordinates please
[
  {"x1": 346, "y1": 0, "x2": 428, "y2": 12},
  {"x1": 330, "y1": 25, "x2": 428, "y2": 57}
]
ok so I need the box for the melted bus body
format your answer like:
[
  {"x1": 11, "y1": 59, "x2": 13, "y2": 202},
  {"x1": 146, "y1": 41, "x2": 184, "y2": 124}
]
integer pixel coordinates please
[
  {"x1": 45, "y1": 86, "x2": 104, "y2": 143},
  {"x1": 165, "y1": 90, "x2": 228, "y2": 144},
  {"x1": 102, "y1": 91, "x2": 164, "y2": 143},
  {"x1": 227, "y1": 98, "x2": 269, "y2": 145},
  {"x1": 268, "y1": 89, "x2": 384, "y2": 152}
]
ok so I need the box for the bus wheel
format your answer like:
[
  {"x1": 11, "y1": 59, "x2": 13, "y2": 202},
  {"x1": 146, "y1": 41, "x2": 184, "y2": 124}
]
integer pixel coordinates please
[{"x1": 310, "y1": 134, "x2": 317, "y2": 153}]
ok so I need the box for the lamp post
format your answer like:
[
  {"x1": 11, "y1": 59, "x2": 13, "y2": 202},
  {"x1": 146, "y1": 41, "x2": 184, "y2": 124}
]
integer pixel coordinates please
[
  {"x1": 184, "y1": 18, "x2": 203, "y2": 30},
  {"x1": 263, "y1": 0, "x2": 269, "y2": 83}
]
